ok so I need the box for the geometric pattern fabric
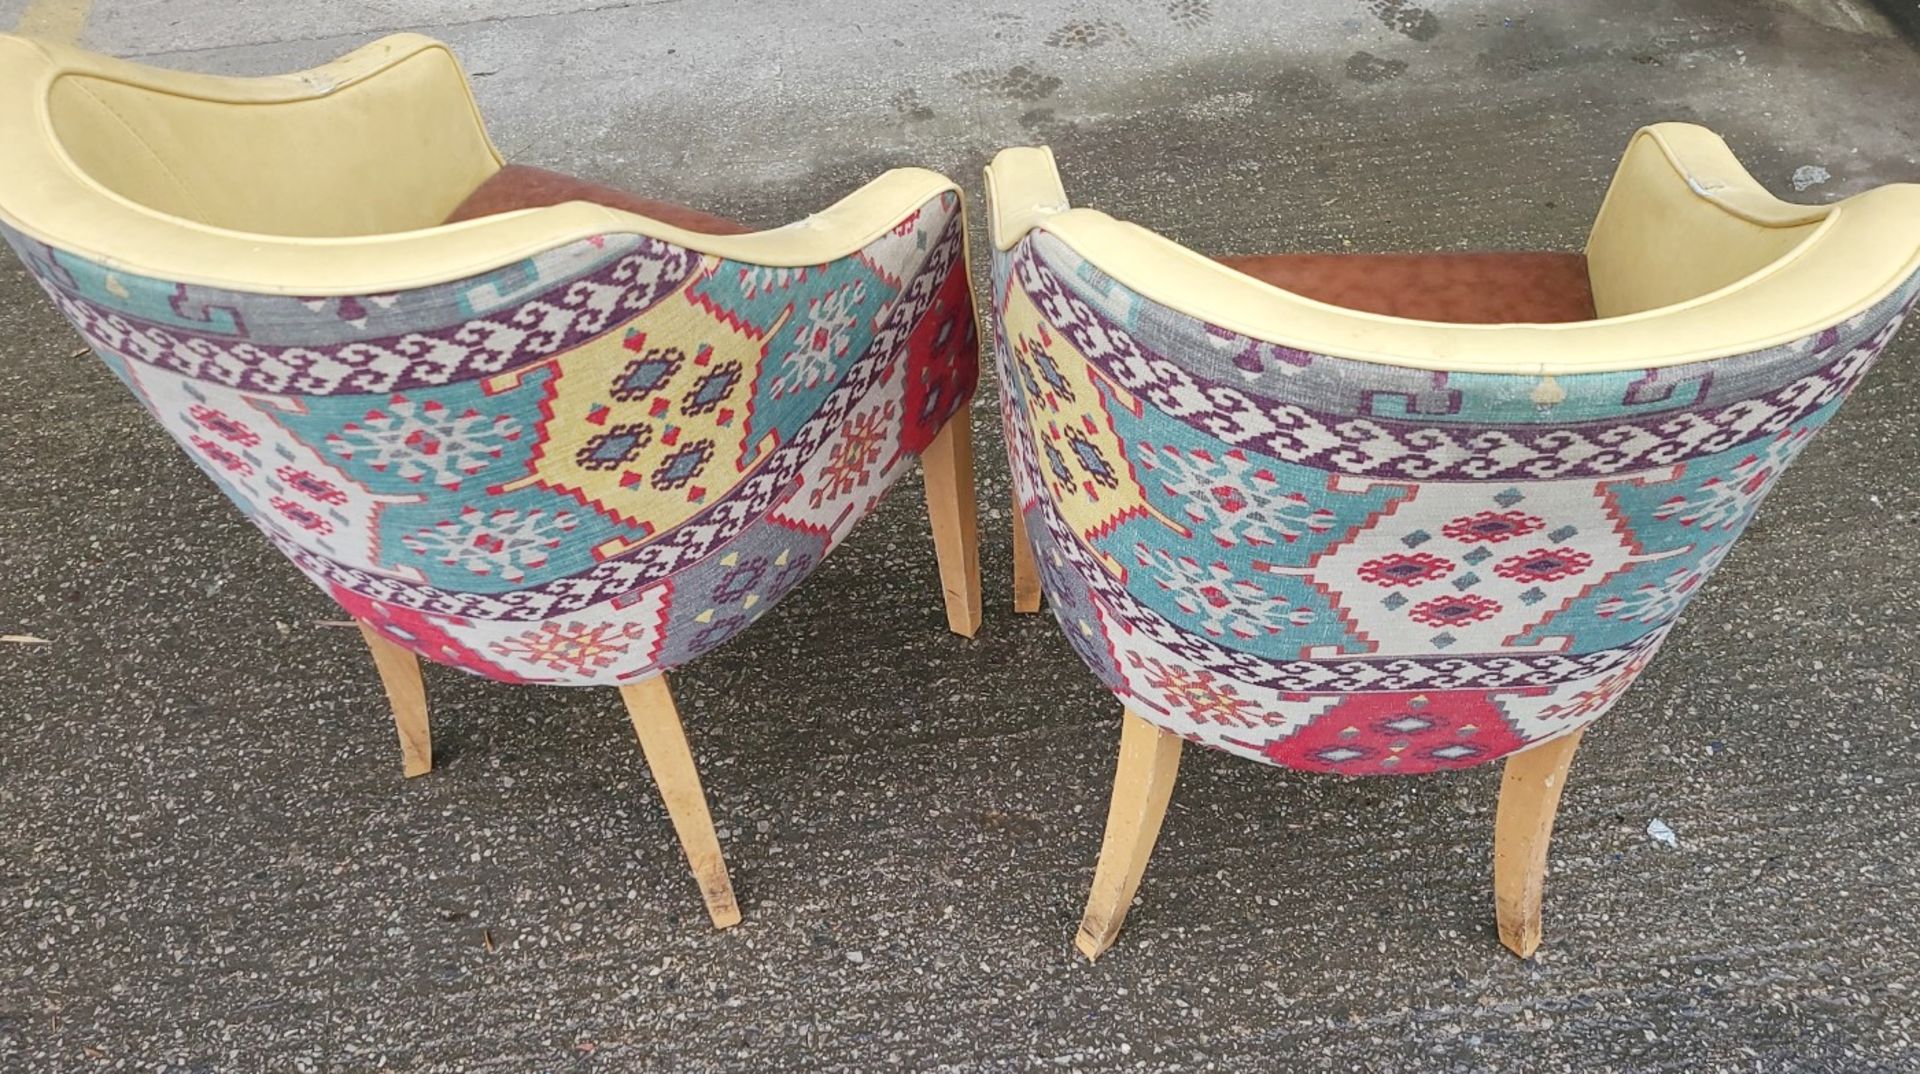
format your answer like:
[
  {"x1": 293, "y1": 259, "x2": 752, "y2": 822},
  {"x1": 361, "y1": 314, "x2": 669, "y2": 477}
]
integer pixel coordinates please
[
  {"x1": 994, "y1": 230, "x2": 1919, "y2": 775},
  {"x1": 2, "y1": 191, "x2": 977, "y2": 685}
]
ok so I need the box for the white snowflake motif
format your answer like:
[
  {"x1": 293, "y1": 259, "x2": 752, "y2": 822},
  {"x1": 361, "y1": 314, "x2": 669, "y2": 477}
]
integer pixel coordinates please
[
  {"x1": 401, "y1": 505, "x2": 578, "y2": 583},
  {"x1": 1598, "y1": 542, "x2": 1732, "y2": 624},
  {"x1": 327, "y1": 394, "x2": 523, "y2": 490},
  {"x1": 1654, "y1": 428, "x2": 1811, "y2": 531},
  {"x1": 1136, "y1": 442, "x2": 1336, "y2": 549},
  {"x1": 774, "y1": 279, "x2": 870, "y2": 397},
  {"x1": 1137, "y1": 544, "x2": 1315, "y2": 640},
  {"x1": 736, "y1": 264, "x2": 810, "y2": 300}
]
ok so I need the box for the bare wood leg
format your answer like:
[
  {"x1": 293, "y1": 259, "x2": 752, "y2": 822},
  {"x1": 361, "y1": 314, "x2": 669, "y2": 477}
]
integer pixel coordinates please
[
  {"x1": 356, "y1": 622, "x2": 431, "y2": 778},
  {"x1": 1076, "y1": 709, "x2": 1184, "y2": 960},
  {"x1": 1493, "y1": 729, "x2": 1585, "y2": 958},
  {"x1": 922, "y1": 407, "x2": 983, "y2": 638},
  {"x1": 1011, "y1": 493, "x2": 1043, "y2": 615},
  {"x1": 619, "y1": 675, "x2": 742, "y2": 930}
]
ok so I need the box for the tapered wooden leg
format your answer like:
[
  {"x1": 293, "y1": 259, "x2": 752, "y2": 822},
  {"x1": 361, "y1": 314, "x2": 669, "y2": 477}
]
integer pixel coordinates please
[
  {"x1": 1011, "y1": 493, "x2": 1043, "y2": 615},
  {"x1": 922, "y1": 407, "x2": 983, "y2": 638},
  {"x1": 1493, "y1": 729, "x2": 1585, "y2": 958},
  {"x1": 356, "y1": 622, "x2": 431, "y2": 778},
  {"x1": 619, "y1": 675, "x2": 741, "y2": 929},
  {"x1": 1076, "y1": 709, "x2": 1185, "y2": 961}
]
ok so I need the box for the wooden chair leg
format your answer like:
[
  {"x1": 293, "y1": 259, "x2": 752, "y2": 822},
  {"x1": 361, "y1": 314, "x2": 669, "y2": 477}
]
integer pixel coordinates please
[
  {"x1": 356, "y1": 621, "x2": 432, "y2": 778},
  {"x1": 619, "y1": 675, "x2": 742, "y2": 930},
  {"x1": 1493, "y1": 729, "x2": 1586, "y2": 958},
  {"x1": 1076, "y1": 709, "x2": 1185, "y2": 961},
  {"x1": 921, "y1": 407, "x2": 983, "y2": 638},
  {"x1": 1011, "y1": 493, "x2": 1043, "y2": 614}
]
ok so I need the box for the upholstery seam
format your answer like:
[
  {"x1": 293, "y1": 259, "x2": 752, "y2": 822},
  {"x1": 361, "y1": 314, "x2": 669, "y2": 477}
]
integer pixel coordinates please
[{"x1": 68, "y1": 77, "x2": 215, "y2": 225}]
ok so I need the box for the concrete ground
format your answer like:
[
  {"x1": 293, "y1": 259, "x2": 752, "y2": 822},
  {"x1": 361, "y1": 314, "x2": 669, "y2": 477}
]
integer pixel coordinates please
[{"x1": 4, "y1": 0, "x2": 1920, "y2": 1070}]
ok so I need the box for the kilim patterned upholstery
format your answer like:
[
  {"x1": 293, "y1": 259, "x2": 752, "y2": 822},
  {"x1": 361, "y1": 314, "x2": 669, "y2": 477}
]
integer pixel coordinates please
[
  {"x1": 986, "y1": 127, "x2": 1920, "y2": 959},
  {"x1": 2, "y1": 198, "x2": 976, "y2": 684},
  {"x1": 996, "y1": 229, "x2": 1913, "y2": 774},
  {"x1": 0, "y1": 32, "x2": 984, "y2": 929}
]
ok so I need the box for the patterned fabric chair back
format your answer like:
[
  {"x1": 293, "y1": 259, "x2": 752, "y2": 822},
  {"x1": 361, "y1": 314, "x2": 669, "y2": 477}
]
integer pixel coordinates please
[
  {"x1": 989, "y1": 134, "x2": 1920, "y2": 776},
  {"x1": 2, "y1": 205, "x2": 976, "y2": 685},
  {"x1": 0, "y1": 35, "x2": 977, "y2": 687}
]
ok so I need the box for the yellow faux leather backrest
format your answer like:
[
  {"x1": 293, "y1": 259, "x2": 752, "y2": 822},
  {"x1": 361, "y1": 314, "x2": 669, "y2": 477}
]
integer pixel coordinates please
[
  {"x1": 44, "y1": 47, "x2": 497, "y2": 237},
  {"x1": 1585, "y1": 125, "x2": 1828, "y2": 318},
  {"x1": 0, "y1": 34, "x2": 963, "y2": 294},
  {"x1": 985, "y1": 128, "x2": 1920, "y2": 373}
]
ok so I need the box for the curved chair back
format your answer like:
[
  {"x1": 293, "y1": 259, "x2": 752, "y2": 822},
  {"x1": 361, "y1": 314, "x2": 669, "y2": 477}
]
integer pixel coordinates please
[
  {"x1": 986, "y1": 126, "x2": 1920, "y2": 775},
  {"x1": 0, "y1": 34, "x2": 978, "y2": 686}
]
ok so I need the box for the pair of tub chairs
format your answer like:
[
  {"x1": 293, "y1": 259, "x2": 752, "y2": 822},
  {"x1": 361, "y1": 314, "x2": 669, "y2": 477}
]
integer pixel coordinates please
[{"x1": 4, "y1": 34, "x2": 1916, "y2": 961}]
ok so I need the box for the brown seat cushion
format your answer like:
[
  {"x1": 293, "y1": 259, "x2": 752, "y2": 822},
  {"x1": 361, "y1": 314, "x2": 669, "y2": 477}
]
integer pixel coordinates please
[
  {"x1": 444, "y1": 164, "x2": 752, "y2": 234},
  {"x1": 1214, "y1": 251, "x2": 1596, "y2": 324}
]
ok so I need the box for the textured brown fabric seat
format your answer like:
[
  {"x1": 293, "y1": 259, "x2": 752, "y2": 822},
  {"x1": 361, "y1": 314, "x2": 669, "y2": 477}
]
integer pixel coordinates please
[
  {"x1": 1215, "y1": 251, "x2": 1597, "y2": 324},
  {"x1": 445, "y1": 164, "x2": 751, "y2": 234}
]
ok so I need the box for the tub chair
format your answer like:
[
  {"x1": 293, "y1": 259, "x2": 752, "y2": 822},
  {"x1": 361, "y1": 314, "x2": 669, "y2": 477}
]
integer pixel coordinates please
[
  {"x1": 984, "y1": 126, "x2": 1920, "y2": 958},
  {"x1": 0, "y1": 33, "x2": 983, "y2": 929}
]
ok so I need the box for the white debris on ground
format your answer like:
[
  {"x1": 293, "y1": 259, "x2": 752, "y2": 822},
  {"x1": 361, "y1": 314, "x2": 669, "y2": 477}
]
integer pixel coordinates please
[
  {"x1": 1792, "y1": 164, "x2": 1832, "y2": 190},
  {"x1": 1647, "y1": 818, "x2": 1680, "y2": 849}
]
